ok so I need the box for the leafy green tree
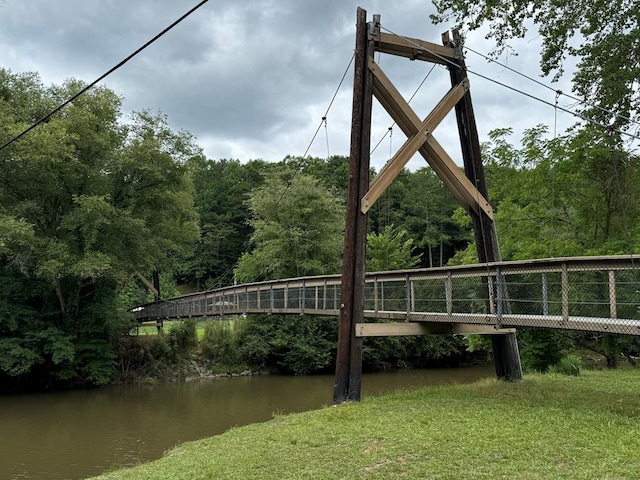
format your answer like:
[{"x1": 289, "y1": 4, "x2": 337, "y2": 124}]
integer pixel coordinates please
[
  {"x1": 451, "y1": 125, "x2": 639, "y2": 263},
  {"x1": 0, "y1": 69, "x2": 199, "y2": 388},
  {"x1": 177, "y1": 158, "x2": 270, "y2": 289},
  {"x1": 480, "y1": 126, "x2": 640, "y2": 259},
  {"x1": 283, "y1": 155, "x2": 350, "y2": 197},
  {"x1": 431, "y1": 0, "x2": 640, "y2": 128},
  {"x1": 230, "y1": 167, "x2": 344, "y2": 374},
  {"x1": 235, "y1": 169, "x2": 344, "y2": 282},
  {"x1": 237, "y1": 314, "x2": 336, "y2": 375},
  {"x1": 464, "y1": 125, "x2": 640, "y2": 368},
  {"x1": 364, "y1": 224, "x2": 464, "y2": 372},
  {"x1": 366, "y1": 225, "x2": 421, "y2": 271},
  {"x1": 369, "y1": 167, "x2": 471, "y2": 268}
]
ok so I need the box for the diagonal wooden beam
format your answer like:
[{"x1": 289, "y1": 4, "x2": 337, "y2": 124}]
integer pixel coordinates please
[
  {"x1": 423, "y1": 135, "x2": 493, "y2": 216},
  {"x1": 361, "y1": 60, "x2": 468, "y2": 213},
  {"x1": 136, "y1": 271, "x2": 158, "y2": 296},
  {"x1": 368, "y1": 60, "x2": 493, "y2": 219}
]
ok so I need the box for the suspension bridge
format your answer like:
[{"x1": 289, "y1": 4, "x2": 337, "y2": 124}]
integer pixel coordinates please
[
  {"x1": 131, "y1": 9, "x2": 640, "y2": 403},
  {"x1": 133, "y1": 255, "x2": 640, "y2": 338}
]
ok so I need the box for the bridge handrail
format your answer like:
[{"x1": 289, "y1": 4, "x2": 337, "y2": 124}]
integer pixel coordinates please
[
  {"x1": 131, "y1": 255, "x2": 640, "y2": 336},
  {"x1": 132, "y1": 254, "x2": 640, "y2": 310}
]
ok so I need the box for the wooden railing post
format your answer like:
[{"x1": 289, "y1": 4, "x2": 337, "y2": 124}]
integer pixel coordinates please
[
  {"x1": 542, "y1": 273, "x2": 549, "y2": 316},
  {"x1": 446, "y1": 272, "x2": 453, "y2": 316},
  {"x1": 561, "y1": 263, "x2": 569, "y2": 324},
  {"x1": 609, "y1": 270, "x2": 617, "y2": 319}
]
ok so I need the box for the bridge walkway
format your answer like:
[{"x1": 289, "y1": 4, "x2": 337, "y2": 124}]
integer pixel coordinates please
[{"x1": 132, "y1": 255, "x2": 640, "y2": 337}]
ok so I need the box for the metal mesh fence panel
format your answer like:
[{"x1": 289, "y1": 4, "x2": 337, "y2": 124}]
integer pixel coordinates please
[
  {"x1": 287, "y1": 286, "x2": 301, "y2": 310},
  {"x1": 614, "y1": 269, "x2": 640, "y2": 321},
  {"x1": 272, "y1": 288, "x2": 285, "y2": 309},
  {"x1": 411, "y1": 278, "x2": 447, "y2": 313},
  {"x1": 130, "y1": 257, "x2": 640, "y2": 335},
  {"x1": 451, "y1": 276, "x2": 486, "y2": 314}
]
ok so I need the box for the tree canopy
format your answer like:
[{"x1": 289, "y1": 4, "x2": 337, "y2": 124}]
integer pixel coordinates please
[
  {"x1": 431, "y1": 0, "x2": 640, "y2": 129},
  {"x1": 366, "y1": 225, "x2": 422, "y2": 271},
  {"x1": 0, "y1": 69, "x2": 199, "y2": 387},
  {"x1": 234, "y1": 169, "x2": 345, "y2": 282},
  {"x1": 485, "y1": 125, "x2": 639, "y2": 260},
  {"x1": 177, "y1": 157, "x2": 270, "y2": 289}
]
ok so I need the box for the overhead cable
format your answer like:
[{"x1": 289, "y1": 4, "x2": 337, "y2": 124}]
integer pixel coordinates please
[
  {"x1": 0, "y1": 0, "x2": 210, "y2": 152},
  {"x1": 379, "y1": 26, "x2": 640, "y2": 143},
  {"x1": 464, "y1": 45, "x2": 640, "y2": 129},
  {"x1": 300, "y1": 52, "x2": 355, "y2": 159}
]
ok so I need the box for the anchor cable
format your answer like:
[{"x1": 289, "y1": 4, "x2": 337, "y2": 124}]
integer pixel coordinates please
[{"x1": 464, "y1": 45, "x2": 640, "y2": 130}]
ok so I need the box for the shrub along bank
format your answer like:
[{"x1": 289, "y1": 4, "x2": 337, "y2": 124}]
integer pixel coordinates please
[
  {"x1": 94, "y1": 368, "x2": 640, "y2": 480},
  {"x1": 118, "y1": 316, "x2": 635, "y2": 384},
  {"x1": 116, "y1": 315, "x2": 472, "y2": 382}
]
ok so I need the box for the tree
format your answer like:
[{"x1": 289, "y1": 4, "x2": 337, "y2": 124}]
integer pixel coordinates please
[
  {"x1": 234, "y1": 169, "x2": 344, "y2": 282},
  {"x1": 465, "y1": 125, "x2": 640, "y2": 369},
  {"x1": 431, "y1": 0, "x2": 640, "y2": 129},
  {"x1": 368, "y1": 168, "x2": 471, "y2": 268},
  {"x1": 366, "y1": 225, "x2": 421, "y2": 271},
  {"x1": 283, "y1": 155, "x2": 350, "y2": 197},
  {"x1": 480, "y1": 125, "x2": 640, "y2": 260},
  {"x1": 231, "y1": 168, "x2": 345, "y2": 374},
  {"x1": 363, "y1": 223, "x2": 466, "y2": 370},
  {"x1": 0, "y1": 69, "x2": 199, "y2": 388},
  {"x1": 177, "y1": 158, "x2": 270, "y2": 289}
]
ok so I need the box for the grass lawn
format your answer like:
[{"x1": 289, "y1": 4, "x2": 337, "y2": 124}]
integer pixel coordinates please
[
  {"x1": 132, "y1": 318, "x2": 237, "y2": 340},
  {"x1": 93, "y1": 368, "x2": 640, "y2": 479}
]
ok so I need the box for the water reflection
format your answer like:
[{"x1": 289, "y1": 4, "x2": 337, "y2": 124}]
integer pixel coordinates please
[{"x1": 0, "y1": 364, "x2": 493, "y2": 479}]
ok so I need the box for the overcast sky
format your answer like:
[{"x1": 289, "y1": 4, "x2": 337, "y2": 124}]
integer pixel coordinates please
[{"x1": 1, "y1": 0, "x2": 578, "y2": 171}]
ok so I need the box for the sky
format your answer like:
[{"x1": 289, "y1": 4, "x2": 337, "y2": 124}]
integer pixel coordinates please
[{"x1": 1, "y1": 0, "x2": 578, "y2": 172}]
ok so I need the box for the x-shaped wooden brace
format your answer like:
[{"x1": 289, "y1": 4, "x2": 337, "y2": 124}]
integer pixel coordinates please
[{"x1": 361, "y1": 58, "x2": 493, "y2": 220}]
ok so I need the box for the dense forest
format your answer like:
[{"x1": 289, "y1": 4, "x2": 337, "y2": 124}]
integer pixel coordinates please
[{"x1": 2, "y1": 56, "x2": 640, "y2": 389}]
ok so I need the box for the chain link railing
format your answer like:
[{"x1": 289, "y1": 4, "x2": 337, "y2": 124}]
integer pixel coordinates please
[{"x1": 132, "y1": 255, "x2": 640, "y2": 336}]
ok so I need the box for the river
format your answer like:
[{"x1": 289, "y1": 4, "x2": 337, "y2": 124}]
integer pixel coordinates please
[{"x1": 0, "y1": 364, "x2": 494, "y2": 479}]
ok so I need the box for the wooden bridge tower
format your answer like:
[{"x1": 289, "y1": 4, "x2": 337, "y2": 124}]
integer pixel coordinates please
[{"x1": 334, "y1": 8, "x2": 523, "y2": 404}]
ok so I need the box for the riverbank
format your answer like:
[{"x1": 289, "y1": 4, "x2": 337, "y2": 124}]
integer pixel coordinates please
[{"x1": 92, "y1": 368, "x2": 640, "y2": 479}]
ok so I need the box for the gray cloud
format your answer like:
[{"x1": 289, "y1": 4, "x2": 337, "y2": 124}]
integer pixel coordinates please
[{"x1": 1, "y1": 0, "x2": 577, "y2": 170}]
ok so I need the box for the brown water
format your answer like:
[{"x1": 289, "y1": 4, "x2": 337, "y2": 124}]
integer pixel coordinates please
[{"x1": 0, "y1": 364, "x2": 494, "y2": 479}]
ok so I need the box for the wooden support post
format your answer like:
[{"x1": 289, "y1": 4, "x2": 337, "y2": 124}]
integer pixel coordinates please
[
  {"x1": 334, "y1": 8, "x2": 377, "y2": 404},
  {"x1": 609, "y1": 270, "x2": 617, "y2": 319},
  {"x1": 152, "y1": 269, "x2": 163, "y2": 332},
  {"x1": 442, "y1": 30, "x2": 522, "y2": 381}
]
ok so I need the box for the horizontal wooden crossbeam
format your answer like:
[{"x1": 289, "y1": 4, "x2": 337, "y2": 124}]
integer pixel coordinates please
[
  {"x1": 375, "y1": 32, "x2": 458, "y2": 65},
  {"x1": 355, "y1": 322, "x2": 515, "y2": 337}
]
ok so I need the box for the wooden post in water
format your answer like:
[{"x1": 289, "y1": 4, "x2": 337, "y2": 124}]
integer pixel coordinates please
[
  {"x1": 333, "y1": 8, "x2": 377, "y2": 404},
  {"x1": 442, "y1": 30, "x2": 522, "y2": 381}
]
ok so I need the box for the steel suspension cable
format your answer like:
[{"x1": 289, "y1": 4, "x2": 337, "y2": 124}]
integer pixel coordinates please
[{"x1": 0, "y1": 0, "x2": 210, "y2": 152}]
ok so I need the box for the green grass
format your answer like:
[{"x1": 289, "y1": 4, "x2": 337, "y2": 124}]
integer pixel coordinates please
[
  {"x1": 132, "y1": 319, "x2": 208, "y2": 340},
  {"x1": 133, "y1": 317, "x2": 243, "y2": 340},
  {"x1": 92, "y1": 369, "x2": 640, "y2": 479}
]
